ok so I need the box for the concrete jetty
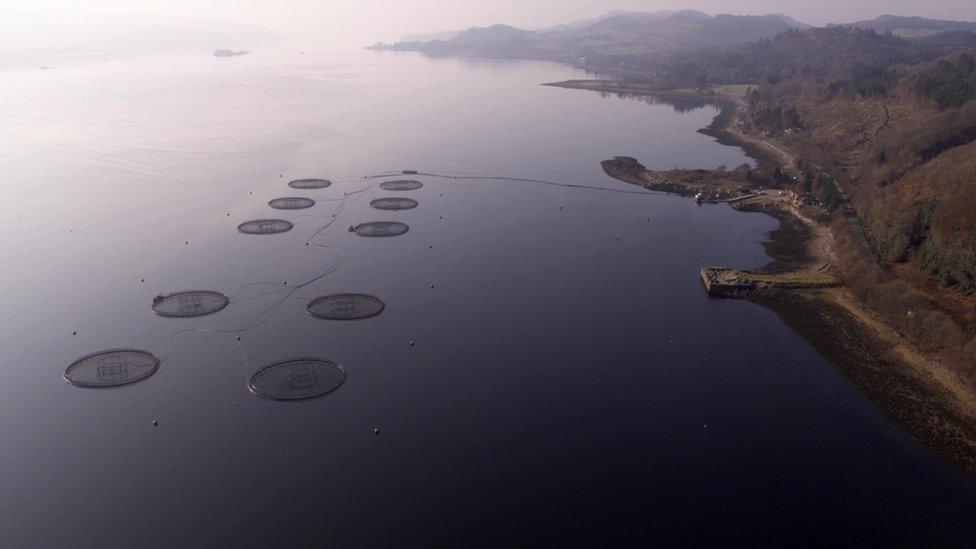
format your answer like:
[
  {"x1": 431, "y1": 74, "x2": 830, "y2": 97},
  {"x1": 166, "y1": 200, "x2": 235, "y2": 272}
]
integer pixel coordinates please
[{"x1": 700, "y1": 267, "x2": 839, "y2": 297}]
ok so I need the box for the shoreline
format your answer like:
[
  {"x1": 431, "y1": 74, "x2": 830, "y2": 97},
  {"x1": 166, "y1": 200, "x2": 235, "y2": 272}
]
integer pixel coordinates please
[
  {"x1": 545, "y1": 80, "x2": 788, "y2": 169},
  {"x1": 550, "y1": 79, "x2": 976, "y2": 477}
]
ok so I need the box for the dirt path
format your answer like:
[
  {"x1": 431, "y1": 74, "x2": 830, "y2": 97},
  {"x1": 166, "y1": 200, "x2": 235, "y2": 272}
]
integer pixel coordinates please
[{"x1": 720, "y1": 99, "x2": 798, "y2": 170}]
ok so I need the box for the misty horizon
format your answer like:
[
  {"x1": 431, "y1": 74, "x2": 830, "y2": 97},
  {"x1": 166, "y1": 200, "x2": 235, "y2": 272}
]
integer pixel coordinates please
[{"x1": 2, "y1": 1, "x2": 976, "y2": 61}]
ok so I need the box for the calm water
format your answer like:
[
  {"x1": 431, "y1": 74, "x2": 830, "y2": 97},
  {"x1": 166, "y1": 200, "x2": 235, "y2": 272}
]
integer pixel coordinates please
[{"x1": 2, "y1": 49, "x2": 976, "y2": 546}]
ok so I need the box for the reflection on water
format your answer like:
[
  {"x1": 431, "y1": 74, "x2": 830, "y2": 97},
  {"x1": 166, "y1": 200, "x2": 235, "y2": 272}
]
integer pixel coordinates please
[
  {"x1": 1, "y1": 49, "x2": 976, "y2": 546},
  {"x1": 596, "y1": 88, "x2": 711, "y2": 112}
]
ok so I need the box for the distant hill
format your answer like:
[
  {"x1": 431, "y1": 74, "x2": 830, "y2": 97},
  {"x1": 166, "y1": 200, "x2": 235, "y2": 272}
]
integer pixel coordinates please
[
  {"x1": 578, "y1": 11, "x2": 803, "y2": 47},
  {"x1": 772, "y1": 13, "x2": 812, "y2": 29},
  {"x1": 450, "y1": 24, "x2": 534, "y2": 48},
  {"x1": 844, "y1": 15, "x2": 976, "y2": 38},
  {"x1": 399, "y1": 30, "x2": 461, "y2": 42},
  {"x1": 371, "y1": 10, "x2": 810, "y2": 58},
  {"x1": 538, "y1": 10, "x2": 673, "y2": 33}
]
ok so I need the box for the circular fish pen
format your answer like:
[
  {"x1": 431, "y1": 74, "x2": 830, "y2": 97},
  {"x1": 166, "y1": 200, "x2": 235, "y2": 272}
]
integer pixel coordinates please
[
  {"x1": 370, "y1": 197, "x2": 418, "y2": 211},
  {"x1": 64, "y1": 349, "x2": 160, "y2": 388},
  {"x1": 248, "y1": 358, "x2": 346, "y2": 401},
  {"x1": 288, "y1": 178, "x2": 332, "y2": 189},
  {"x1": 349, "y1": 221, "x2": 409, "y2": 237},
  {"x1": 379, "y1": 180, "x2": 423, "y2": 191},
  {"x1": 306, "y1": 294, "x2": 385, "y2": 320},
  {"x1": 238, "y1": 219, "x2": 294, "y2": 235},
  {"x1": 269, "y1": 197, "x2": 315, "y2": 210},
  {"x1": 151, "y1": 290, "x2": 229, "y2": 318}
]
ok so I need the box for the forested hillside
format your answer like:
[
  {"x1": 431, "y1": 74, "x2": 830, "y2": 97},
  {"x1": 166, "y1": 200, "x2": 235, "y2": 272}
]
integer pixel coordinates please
[{"x1": 588, "y1": 25, "x2": 976, "y2": 371}]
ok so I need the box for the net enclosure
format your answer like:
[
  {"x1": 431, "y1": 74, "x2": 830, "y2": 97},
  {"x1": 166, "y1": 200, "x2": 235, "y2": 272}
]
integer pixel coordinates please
[
  {"x1": 248, "y1": 358, "x2": 346, "y2": 401},
  {"x1": 379, "y1": 180, "x2": 423, "y2": 191},
  {"x1": 288, "y1": 178, "x2": 332, "y2": 189},
  {"x1": 269, "y1": 197, "x2": 315, "y2": 210},
  {"x1": 306, "y1": 294, "x2": 385, "y2": 320},
  {"x1": 152, "y1": 290, "x2": 229, "y2": 318},
  {"x1": 370, "y1": 197, "x2": 418, "y2": 211},
  {"x1": 64, "y1": 349, "x2": 160, "y2": 388},
  {"x1": 238, "y1": 219, "x2": 294, "y2": 235},
  {"x1": 349, "y1": 221, "x2": 409, "y2": 237}
]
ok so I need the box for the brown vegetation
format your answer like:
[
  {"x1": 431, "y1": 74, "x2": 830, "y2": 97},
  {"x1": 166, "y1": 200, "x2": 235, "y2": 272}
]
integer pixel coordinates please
[{"x1": 613, "y1": 27, "x2": 976, "y2": 399}]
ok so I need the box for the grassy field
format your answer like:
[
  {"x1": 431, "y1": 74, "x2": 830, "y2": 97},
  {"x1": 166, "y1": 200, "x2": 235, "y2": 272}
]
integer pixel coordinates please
[
  {"x1": 548, "y1": 81, "x2": 755, "y2": 100},
  {"x1": 711, "y1": 84, "x2": 754, "y2": 98},
  {"x1": 740, "y1": 271, "x2": 839, "y2": 286},
  {"x1": 669, "y1": 84, "x2": 754, "y2": 98}
]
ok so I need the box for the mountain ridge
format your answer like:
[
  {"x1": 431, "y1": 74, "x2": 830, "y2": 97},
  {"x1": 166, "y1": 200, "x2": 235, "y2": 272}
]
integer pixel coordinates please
[{"x1": 371, "y1": 10, "x2": 811, "y2": 57}]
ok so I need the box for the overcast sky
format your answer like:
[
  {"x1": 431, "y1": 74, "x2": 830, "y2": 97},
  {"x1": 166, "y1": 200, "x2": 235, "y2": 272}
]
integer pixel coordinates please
[{"x1": 5, "y1": 0, "x2": 976, "y2": 50}]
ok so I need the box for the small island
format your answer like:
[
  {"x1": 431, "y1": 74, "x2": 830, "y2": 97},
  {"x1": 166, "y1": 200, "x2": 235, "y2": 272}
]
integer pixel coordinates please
[{"x1": 213, "y1": 49, "x2": 250, "y2": 58}]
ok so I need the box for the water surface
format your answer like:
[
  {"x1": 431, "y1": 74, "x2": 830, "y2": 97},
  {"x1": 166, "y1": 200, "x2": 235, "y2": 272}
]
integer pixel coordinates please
[{"x1": 2, "y1": 49, "x2": 975, "y2": 546}]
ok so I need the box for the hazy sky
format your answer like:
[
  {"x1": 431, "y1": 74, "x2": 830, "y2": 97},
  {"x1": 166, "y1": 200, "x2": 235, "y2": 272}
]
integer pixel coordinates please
[{"x1": 6, "y1": 0, "x2": 976, "y2": 50}]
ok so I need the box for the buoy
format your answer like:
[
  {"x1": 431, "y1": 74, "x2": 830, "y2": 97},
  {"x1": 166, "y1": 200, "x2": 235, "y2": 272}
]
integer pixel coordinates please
[
  {"x1": 236, "y1": 336, "x2": 241, "y2": 341},
  {"x1": 72, "y1": 331, "x2": 76, "y2": 336},
  {"x1": 373, "y1": 428, "x2": 380, "y2": 436},
  {"x1": 430, "y1": 284, "x2": 435, "y2": 289},
  {"x1": 409, "y1": 340, "x2": 415, "y2": 347},
  {"x1": 152, "y1": 419, "x2": 158, "y2": 427}
]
